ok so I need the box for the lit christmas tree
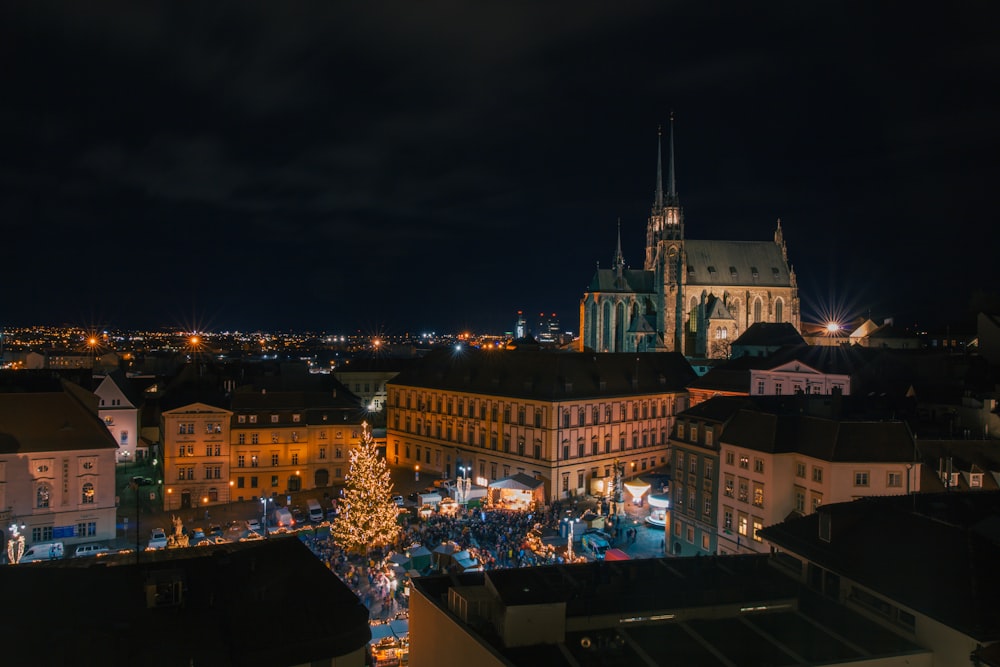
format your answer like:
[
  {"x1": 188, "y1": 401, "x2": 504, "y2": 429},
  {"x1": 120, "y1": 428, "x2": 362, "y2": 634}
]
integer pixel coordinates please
[{"x1": 331, "y1": 422, "x2": 400, "y2": 557}]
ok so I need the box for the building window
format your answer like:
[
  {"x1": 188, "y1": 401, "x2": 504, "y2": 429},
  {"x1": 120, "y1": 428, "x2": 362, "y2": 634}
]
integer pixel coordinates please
[
  {"x1": 238, "y1": 434, "x2": 246, "y2": 445},
  {"x1": 795, "y1": 487, "x2": 805, "y2": 513},
  {"x1": 237, "y1": 455, "x2": 245, "y2": 468},
  {"x1": 271, "y1": 454, "x2": 279, "y2": 466},
  {"x1": 757, "y1": 380, "x2": 765, "y2": 395},
  {"x1": 739, "y1": 455, "x2": 749, "y2": 469},
  {"x1": 36, "y1": 483, "x2": 52, "y2": 508},
  {"x1": 854, "y1": 471, "x2": 869, "y2": 487},
  {"x1": 738, "y1": 478, "x2": 749, "y2": 503},
  {"x1": 319, "y1": 447, "x2": 326, "y2": 459},
  {"x1": 738, "y1": 513, "x2": 748, "y2": 537},
  {"x1": 887, "y1": 471, "x2": 902, "y2": 487},
  {"x1": 81, "y1": 482, "x2": 95, "y2": 504},
  {"x1": 753, "y1": 458, "x2": 764, "y2": 474},
  {"x1": 752, "y1": 483, "x2": 764, "y2": 507},
  {"x1": 725, "y1": 450, "x2": 734, "y2": 466},
  {"x1": 704, "y1": 460, "x2": 714, "y2": 479},
  {"x1": 291, "y1": 453, "x2": 299, "y2": 465},
  {"x1": 251, "y1": 455, "x2": 259, "y2": 468},
  {"x1": 686, "y1": 526, "x2": 695, "y2": 544},
  {"x1": 705, "y1": 429, "x2": 713, "y2": 446},
  {"x1": 724, "y1": 475, "x2": 734, "y2": 498},
  {"x1": 723, "y1": 509, "x2": 733, "y2": 531},
  {"x1": 251, "y1": 433, "x2": 259, "y2": 445},
  {"x1": 795, "y1": 462, "x2": 806, "y2": 478},
  {"x1": 812, "y1": 466, "x2": 823, "y2": 483},
  {"x1": 752, "y1": 518, "x2": 763, "y2": 542},
  {"x1": 250, "y1": 477, "x2": 258, "y2": 488}
]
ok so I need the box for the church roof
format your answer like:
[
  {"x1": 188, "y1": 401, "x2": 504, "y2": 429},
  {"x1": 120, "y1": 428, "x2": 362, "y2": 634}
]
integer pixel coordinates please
[
  {"x1": 705, "y1": 295, "x2": 734, "y2": 320},
  {"x1": 587, "y1": 268, "x2": 655, "y2": 293},
  {"x1": 684, "y1": 240, "x2": 790, "y2": 287}
]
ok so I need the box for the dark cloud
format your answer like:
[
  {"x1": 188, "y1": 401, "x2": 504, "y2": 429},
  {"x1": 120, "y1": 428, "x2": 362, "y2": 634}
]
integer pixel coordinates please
[{"x1": 1, "y1": 1, "x2": 998, "y2": 332}]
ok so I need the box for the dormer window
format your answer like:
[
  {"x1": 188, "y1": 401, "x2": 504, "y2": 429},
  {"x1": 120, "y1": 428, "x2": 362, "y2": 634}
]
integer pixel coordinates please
[
  {"x1": 751, "y1": 266, "x2": 759, "y2": 278},
  {"x1": 771, "y1": 267, "x2": 780, "y2": 278},
  {"x1": 707, "y1": 266, "x2": 717, "y2": 275},
  {"x1": 729, "y1": 266, "x2": 738, "y2": 279}
]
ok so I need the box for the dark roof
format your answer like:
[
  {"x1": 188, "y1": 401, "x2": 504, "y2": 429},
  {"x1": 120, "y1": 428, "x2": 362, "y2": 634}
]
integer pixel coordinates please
[
  {"x1": 3, "y1": 537, "x2": 371, "y2": 667},
  {"x1": 388, "y1": 349, "x2": 696, "y2": 400},
  {"x1": 678, "y1": 395, "x2": 757, "y2": 423},
  {"x1": 760, "y1": 492, "x2": 1000, "y2": 641},
  {"x1": 586, "y1": 268, "x2": 656, "y2": 293},
  {"x1": 684, "y1": 240, "x2": 791, "y2": 287},
  {"x1": 732, "y1": 322, "x2": 805, "y2": 348},
  {"x1": 0, "y1": 381, "x2": 117, "y2": 454},
  {"x1": 412, "y1": 554, "x2": 924, "y2": 665},
  {"x1": 721, "y1": 405, "x2": 916, "y2": 461}
]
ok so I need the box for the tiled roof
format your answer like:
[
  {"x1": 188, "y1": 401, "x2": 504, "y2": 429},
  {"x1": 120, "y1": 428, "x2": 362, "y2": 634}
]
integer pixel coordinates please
[
  {"x1": 684, "y1": 240, "x2": 790, "y2": 287},
  {"x1": 0, "y1": 383, "x2": 117, "y2": 453},
  {"x1": 587, "y1": 268, "x2": 656, "y2": 293},
  {"x1": 389, "y1": 349, "x2": 696, "y2": 399},
  {"x1": 732, "y1": 322, "x2": 805, "y2": 347}
]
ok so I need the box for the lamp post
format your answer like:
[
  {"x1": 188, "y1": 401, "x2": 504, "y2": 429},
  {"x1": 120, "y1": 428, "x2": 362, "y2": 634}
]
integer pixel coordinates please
[
  {"x1": 260, "y1": 497, "x2": 271, "y2": 538},
  {"x1": 229, "y1": 480, "x2": 235, "y2": 509},
  {"x1": 415, "y1": 465, "x2": 420, "y2": 482}
]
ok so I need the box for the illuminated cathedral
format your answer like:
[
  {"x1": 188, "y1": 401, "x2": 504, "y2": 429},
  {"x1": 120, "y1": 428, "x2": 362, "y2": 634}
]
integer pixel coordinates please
[{"x1": 579, "y1": 120, "x2": 800, "y2": 359}]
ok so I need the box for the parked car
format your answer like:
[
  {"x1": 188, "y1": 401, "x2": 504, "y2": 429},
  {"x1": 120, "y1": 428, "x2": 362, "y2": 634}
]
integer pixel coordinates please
[
  {"x1": 246, "y1": 518, "x2": 261, "y2": 533},
  {"x1": 73, "y1": 543, "x2": 110, "y2": 558},
  {"x1": 148, "y1": 529, "x2": 168, "y2": 550},
  {"x1": 392, "y1": 495, "x2": 405, "y2": 507},
  {"x1": 131, "y1": 476, "x2": 154, "y2": 486},
  {"x1": 291, "y1": 507, "x2": 306, "y2": 525},
  {"x1": 209, "y1": 524, "x2": 224, "y2": 537}
]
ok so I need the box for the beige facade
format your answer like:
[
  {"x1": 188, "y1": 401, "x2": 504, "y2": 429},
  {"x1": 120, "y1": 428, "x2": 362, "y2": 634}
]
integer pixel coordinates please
[
  {"x1": 161, "y1": 403, "x2": 233, "y2": 511},
  {"x1": 386, "y1": 351, "x2": 695, "y2": 504},
  {"x1": 717, "y1": 441, "x2": 920, "y2": 555},
  {"x1": 162, "y1": 394, "x2": 365, "y2": 510},
  {"x1": 0, "y1": 383, "x2": 119, "y2": 550}
]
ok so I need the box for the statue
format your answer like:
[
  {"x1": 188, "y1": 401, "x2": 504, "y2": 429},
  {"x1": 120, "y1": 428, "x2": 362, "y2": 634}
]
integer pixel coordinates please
[{"x1": 167, "y1": 514, "x2": 189, "y2": 548}]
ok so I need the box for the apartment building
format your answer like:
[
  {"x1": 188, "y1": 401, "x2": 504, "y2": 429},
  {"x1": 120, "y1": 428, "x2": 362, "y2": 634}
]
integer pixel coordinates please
[
  {"x1": 161, "y1": 389, "x2": 365, "y2": 510},
  {"x1": 386, "y1": 348, "x2": 695, "y2": 504},
  {"x1": 668, "y1": 395, "x2": 920, "y2": 557},
  {"x1": 0, "y1": 379, "x2": 119, "y2": 550}
]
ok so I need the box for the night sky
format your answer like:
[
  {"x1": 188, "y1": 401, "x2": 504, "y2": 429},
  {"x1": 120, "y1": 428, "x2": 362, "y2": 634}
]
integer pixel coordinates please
[{"x1": 2, "y1": 2, "x2": 998, "y2": 335}]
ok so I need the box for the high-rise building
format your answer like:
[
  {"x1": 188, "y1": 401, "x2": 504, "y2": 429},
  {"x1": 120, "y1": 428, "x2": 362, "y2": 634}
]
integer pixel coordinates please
[{"x1": 580, "y1": 117, "x2": 800, "y2": 358}]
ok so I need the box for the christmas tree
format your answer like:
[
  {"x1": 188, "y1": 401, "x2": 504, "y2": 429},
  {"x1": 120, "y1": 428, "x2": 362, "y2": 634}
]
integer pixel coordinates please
[{"x1": 331, "y1": 422, "x2": 400, "y2": 556}]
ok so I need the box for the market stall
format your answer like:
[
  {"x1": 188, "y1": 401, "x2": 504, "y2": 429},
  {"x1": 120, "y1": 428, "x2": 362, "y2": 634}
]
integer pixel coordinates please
[{"x1": 487, "y1": 473, "x2": 546, "y2": 511}]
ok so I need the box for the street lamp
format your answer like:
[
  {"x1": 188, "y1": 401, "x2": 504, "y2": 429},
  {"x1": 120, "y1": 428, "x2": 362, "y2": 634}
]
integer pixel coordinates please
[
  {"x1": 415, "y1": 465, "x2": 420, "y2": 482},
  {"x1": 260, "y1": 497, "x2": 271, "y2": 538},
  {"x1": 229, "y1": 480, "x2": 235, "y2": 508}
]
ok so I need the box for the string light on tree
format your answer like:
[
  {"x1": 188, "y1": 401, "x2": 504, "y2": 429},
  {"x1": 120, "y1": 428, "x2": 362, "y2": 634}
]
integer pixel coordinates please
[{"x1": 331, "y1": 422, "x2": 401, "y2": 559}]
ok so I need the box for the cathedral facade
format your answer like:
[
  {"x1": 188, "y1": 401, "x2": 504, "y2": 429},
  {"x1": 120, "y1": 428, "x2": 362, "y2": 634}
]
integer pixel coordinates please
[{"x1": 580, "y1": 122, "x2": 800, "y2": 359}]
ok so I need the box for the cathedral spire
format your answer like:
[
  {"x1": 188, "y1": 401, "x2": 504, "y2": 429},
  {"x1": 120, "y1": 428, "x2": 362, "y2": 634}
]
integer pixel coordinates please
[
  {"x1": 654, "y1": 125, "x2": 664, "y2": 210},
  {"x1": 666, "y1": 111, "x2": 678, "y2": 205},
  {"x1": 614, "y1": 218, "x2": 625, "y2": 275}
]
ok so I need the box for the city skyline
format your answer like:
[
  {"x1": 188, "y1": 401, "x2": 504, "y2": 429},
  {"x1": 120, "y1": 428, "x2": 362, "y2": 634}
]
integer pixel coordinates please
[{"x1": 3, "y1": 3, "x2": 998, "y2": 334}]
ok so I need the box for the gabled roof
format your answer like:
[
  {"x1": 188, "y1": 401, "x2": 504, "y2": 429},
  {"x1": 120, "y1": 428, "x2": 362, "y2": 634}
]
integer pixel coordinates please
[
  {"x1": 684, "y1": 240, "x2": 790, "y2": 287},
  {"x1": 0, "y1": 382, "x2": 118, "y2": 454},
  {"x1": 678, "y1": 395, "x2": 757, "y2": 423},
  {"x1": 490, "y1": 472, "x2": 545, "y2": 490},
  {"x1": 705, "y1": 295, "x2": 734, "y2": 320},
  {"x1": 733, "y1": 322, "x2": 805, "y2": 348}
]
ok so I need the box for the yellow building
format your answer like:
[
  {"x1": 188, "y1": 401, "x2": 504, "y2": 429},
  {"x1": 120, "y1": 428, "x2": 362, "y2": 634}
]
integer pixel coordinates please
[
  {"x1": 386, "y1": 348, "x2": 695, "y2": 503},
  {"x1": 161, "y1": 390, "x2": 365, "y2": 511}
]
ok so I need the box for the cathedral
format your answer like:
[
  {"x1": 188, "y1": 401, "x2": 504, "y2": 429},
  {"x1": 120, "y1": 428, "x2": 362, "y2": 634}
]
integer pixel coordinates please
[{"x1": 579, "y1": 120, "x2": 800, "y2": 359}]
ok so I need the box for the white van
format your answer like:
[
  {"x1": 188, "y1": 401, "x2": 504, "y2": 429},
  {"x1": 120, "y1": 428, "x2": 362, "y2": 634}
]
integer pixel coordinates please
[
  {"x1": 20, "y1": 542, "x2": 65, "y2": 563},
  {"x1": 306, "y1": 499, "x2": 323, "y2": 522},
  {"x1": 73, "y1": 543, "x2": 110, "y2": 558}
]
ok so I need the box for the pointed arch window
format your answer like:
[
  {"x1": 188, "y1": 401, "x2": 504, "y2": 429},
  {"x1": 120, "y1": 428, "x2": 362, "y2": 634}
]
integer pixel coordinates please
[
  {"x1": 753, "y1": 298, "x2": 763, "y2": 323},
  {"x1": 775, "y1": 299, "x2": 784, "y2": 323}
]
